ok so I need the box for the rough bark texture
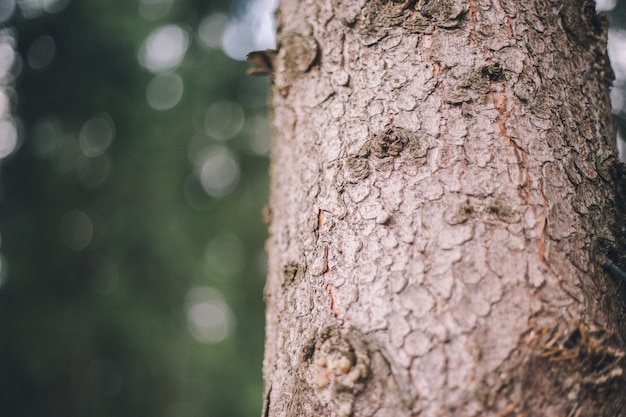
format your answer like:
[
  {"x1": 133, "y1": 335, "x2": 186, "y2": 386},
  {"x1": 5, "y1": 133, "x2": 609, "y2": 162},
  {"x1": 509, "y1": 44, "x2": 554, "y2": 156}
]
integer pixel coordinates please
[{"x1": 263, "y1": 1, "x2": 626, "y2": 416}]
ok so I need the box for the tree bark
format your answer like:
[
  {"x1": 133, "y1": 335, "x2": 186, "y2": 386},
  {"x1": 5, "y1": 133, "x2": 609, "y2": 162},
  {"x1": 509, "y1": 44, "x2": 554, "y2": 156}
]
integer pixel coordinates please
[{"x1": 263, "y1": 1, "x2": 626, "y2": 416}]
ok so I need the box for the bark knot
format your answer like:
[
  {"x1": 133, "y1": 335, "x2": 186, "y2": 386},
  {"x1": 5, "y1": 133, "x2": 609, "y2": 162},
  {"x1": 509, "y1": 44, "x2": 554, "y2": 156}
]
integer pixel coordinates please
[
  {"x1": 480, "y1": 63, "x2": 506, "y2": 82},
  {"x1": 366, "y1": 128, "x2": 418, "y2": 159},
  {"x1": 304, "y1": 326, "x2": 371, "y2": 417},
  {"x1": 419, "y1": 0, "x2": 467, "y2": 27}
]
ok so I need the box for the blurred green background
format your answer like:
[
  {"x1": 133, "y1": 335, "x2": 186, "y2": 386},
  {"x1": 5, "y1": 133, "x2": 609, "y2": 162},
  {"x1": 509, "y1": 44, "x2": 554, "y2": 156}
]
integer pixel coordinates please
[
  {"x1": 0, "y1": 0, "x2": 274, "y2": 416},
  {"x1": 0, "y1": 0, "x2": 625, "y2": 416}
]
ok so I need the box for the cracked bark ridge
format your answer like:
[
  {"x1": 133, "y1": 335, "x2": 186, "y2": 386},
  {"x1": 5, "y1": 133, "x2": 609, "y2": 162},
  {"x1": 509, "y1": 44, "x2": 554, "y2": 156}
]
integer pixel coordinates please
[{"x1": 264, "y1": 0, "x2": 626, "y2": 416}]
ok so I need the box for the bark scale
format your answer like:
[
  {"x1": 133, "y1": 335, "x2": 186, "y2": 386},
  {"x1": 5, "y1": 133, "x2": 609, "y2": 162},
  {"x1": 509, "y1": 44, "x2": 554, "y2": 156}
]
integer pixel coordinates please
[{"x1": 263, "y1": 1, "x2": 626, "y2": 416}]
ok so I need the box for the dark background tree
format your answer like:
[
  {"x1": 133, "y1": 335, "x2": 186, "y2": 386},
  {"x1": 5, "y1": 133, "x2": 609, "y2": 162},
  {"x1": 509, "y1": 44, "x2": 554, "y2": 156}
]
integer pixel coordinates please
[{"x1": 0, "y1": 0, "x2": 625, "y2": 416}]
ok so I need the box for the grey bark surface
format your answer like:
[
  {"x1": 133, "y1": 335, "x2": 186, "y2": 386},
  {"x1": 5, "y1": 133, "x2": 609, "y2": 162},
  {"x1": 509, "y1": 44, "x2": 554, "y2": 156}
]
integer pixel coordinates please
[{"x1": 263, "y1": 1, "x2": 626, "y2": 416}]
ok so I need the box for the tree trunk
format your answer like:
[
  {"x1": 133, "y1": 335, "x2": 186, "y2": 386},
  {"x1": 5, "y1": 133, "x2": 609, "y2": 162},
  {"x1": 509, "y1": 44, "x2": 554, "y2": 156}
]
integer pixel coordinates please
[{"x1": 263, "y1": 1, "x2": 626, "y2": 416}]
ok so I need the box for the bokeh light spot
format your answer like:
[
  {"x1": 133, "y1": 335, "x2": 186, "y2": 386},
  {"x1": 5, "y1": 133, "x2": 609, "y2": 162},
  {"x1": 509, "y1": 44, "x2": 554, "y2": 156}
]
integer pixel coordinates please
[
  {"x1": 19, "y1": 1, "x2": 43, "y2": 18},
  {"x1": 185, "y1": 287, "x2": 234, "y2": 344},
  {"x1": 220, "y1": 0, "x2": 276, "y2": 60},
  {"x1": 138, "y1": 24, "x2": 188, "y2": 73},
  {"x1": 221, "y1": 21, "x2": 255, "y2": 61},
  {"x1": 26, "y1": 35, "x2": 55, "y2": 69},
  {"x1": 608, "y1": 30, "x2": 626, "y2": 81},
  {"x1": 0, "y1": 35, "x2": 16, "y2": 82},
  {"x1": 611, "y1": 87, "x2": 624, "y2": 115},
  {"x1": 197, "y1": 146, "x2": 240, "y2": 197},
  {"x1": 146, "y1": 72, "x2": 183, "y2": 110},
  {"x1": 245, "y1": 115, "x2": 271, "y2": 155},
  {"x1": 0, "y1": 119, "x2": 17, "y2": 158},
  {"x1": 18, "y1": 0, "x2": 70, "y2": 17},
  {"x1": 204, "y1": 101, "x2": 244, "y2": 140},
  {"x1": 42, "y1": 0, "x2": 70, "y2": 13},
  {"x1": 61, "y1": 210, "x2": 93, "y2": 251},
  {"x1": 197, "y1": 13, "x2": 228, "y2": 50},
  {"x1": 79, "y1": 114, "x2": 115, "y2": 157},
  {"x1": 0, "y1": 89, "x2": 9, "y2": 119},
  {"x1": 596, "y1": 0, "x2": 617, "y2": 11},
  {"x1": 0, "y1": 0, "x2": 15, "y2": 24}
]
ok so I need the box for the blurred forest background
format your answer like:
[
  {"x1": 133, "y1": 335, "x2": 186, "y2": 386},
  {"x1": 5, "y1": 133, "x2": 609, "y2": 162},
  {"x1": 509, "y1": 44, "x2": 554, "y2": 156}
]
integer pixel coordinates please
[
  {"x1": 0, "y1": 0, "x2": 274, "y2": 415},
  {"x1": 0, "y1": 0, "x2": 625, "y2": 416}
]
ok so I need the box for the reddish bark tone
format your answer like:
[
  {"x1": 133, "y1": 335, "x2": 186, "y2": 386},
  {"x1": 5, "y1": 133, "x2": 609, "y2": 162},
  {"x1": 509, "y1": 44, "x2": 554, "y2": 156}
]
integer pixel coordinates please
[{"x1": 263, "y1": 1, "x2": 626, "y2": 416}]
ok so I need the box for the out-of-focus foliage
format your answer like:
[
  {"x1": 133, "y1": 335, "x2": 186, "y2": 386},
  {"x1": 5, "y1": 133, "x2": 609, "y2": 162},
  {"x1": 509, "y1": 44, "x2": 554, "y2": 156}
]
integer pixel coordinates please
[{"x1": 0, "y1": 0, "x2": 272, "y2": 416}]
